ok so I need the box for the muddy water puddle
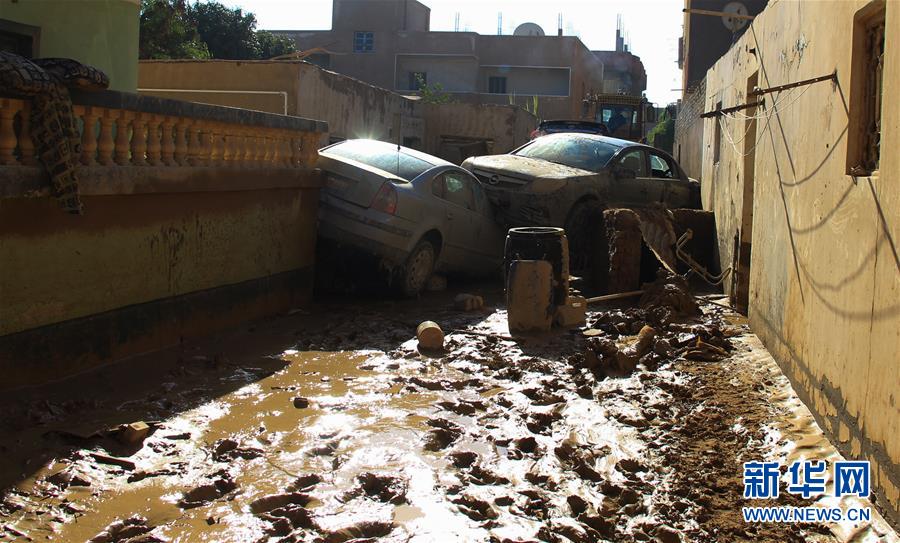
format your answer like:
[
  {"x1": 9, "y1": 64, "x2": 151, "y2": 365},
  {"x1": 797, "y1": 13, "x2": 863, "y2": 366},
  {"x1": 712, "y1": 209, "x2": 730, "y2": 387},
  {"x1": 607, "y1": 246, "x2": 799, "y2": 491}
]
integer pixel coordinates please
[{"x1": 1, "y1": 286, "x2": 898, "y2": 542}]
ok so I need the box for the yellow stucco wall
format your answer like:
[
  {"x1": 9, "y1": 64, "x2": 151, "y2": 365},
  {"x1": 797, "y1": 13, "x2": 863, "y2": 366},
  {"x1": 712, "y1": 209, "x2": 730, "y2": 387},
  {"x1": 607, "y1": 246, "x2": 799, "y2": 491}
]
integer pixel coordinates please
[
  {"x1": 2, "y1": 0, "x2": 140, "y2": 91},
  {"x1": 0, "y1": 187, "x2": 317, "y2": 337},
  {"x1": 697, "y1": 0, "x2": 899, "y2": 521}
]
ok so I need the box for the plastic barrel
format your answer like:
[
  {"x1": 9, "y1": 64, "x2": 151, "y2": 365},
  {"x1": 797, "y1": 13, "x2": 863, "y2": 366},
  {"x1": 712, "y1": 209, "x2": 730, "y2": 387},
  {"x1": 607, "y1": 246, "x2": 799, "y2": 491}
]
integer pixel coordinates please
[{"x1": 504, "y1": 226, "x2": 570, "y2": 306}]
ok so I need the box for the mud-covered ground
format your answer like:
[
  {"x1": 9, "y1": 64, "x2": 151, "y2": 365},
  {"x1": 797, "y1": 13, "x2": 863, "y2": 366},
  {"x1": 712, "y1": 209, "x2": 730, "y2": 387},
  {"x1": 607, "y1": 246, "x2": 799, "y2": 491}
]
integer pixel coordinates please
[{"x1": 0, "y1": 278, "x2": 897, "y2": 543}]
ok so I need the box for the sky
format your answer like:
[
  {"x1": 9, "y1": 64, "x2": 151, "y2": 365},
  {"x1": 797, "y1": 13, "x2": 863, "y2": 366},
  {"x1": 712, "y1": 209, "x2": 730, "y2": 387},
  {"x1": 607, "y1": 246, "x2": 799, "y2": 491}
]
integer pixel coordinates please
[{"x1": 220, "y1": 0, "x2": 684, "y2": 105}]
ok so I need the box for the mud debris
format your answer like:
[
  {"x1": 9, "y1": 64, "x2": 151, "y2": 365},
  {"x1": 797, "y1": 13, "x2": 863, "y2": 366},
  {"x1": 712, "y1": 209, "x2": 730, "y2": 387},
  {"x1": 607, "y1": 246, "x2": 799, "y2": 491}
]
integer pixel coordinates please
[{"x1": 0, "y1": 283, "x2": 895, "y2": 543}]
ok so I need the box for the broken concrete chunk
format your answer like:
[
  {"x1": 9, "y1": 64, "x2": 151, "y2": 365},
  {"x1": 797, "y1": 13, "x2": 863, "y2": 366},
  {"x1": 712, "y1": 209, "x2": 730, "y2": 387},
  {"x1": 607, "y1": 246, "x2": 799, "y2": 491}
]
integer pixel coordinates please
[
  {"x1": 117, "y1": 421, "x2": 151, "y2": 445},
  {"x1": 47, "y1": 467, "x2": 91, "y2": 488},
  {"x1": 454, "y1": 293, "x2": 484, "y2": 311}
]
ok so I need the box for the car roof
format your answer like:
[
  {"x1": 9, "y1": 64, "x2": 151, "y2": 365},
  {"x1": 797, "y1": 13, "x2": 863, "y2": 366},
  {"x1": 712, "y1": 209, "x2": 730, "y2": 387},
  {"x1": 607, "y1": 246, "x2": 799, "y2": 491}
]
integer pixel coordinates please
[
  {"x1": 539, "y1": 119, "x2": 604, "y2": 127},
  {"x1": 531, "y1": 131, "x2": 640, "y2": 150},
  {"x1": 320, "y1": 138, "x2": 455, "y2": 168}
]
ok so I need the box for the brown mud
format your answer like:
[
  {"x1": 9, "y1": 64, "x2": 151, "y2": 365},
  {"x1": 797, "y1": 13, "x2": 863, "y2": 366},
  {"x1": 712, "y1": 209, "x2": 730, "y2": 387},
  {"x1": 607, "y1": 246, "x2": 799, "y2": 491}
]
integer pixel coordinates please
[{"x1": 0, "y1": 280, "x2": 896, "y2": 542}]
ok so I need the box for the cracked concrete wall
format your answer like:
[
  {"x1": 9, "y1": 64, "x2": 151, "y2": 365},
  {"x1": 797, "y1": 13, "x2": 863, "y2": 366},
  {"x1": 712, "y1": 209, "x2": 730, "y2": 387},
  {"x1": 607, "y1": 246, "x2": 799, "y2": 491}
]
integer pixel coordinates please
[{"x1": 698, "y1": 0, "x2": 899, "y2": 524}]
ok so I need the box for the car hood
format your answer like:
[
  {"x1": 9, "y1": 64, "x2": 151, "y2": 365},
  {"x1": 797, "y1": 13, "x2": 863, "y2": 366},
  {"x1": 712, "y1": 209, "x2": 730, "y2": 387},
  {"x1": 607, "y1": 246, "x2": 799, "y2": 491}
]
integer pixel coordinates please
[{"x1": 466, "y1": 155, "x2": 597, "y2": 183}]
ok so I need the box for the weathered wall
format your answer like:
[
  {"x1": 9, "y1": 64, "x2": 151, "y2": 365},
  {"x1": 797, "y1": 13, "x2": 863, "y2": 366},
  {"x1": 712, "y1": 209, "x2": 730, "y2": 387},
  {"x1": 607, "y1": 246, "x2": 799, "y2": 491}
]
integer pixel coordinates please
[
  {"x1": 421, "y1": 101, "x2": 535, "y2": 158},
  {"x1": 138, "y1": 60, "x2": 303, "y2": 115},
  {"x1": 138, "y1": 60, "x2": 537, "y2": 160},
  {"x1": 2, "y1": 0, "x2": 140, "y2": 91},
  {"x1": 0, "y1": 168, "x2": 321, "y2": 389},
  {"x1": 673, "y1": 77, "x2": 706, "y2": 180},
  {"x1": 697, "y1": 0, "x2": 899, "y2": 522}
]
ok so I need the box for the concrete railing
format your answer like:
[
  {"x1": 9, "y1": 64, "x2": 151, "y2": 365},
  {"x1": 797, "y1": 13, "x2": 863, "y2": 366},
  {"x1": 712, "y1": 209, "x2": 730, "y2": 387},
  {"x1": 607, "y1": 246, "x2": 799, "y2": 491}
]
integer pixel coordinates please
[{"x1": 0, "y1": 90, "x2": 326, "y2": 171}]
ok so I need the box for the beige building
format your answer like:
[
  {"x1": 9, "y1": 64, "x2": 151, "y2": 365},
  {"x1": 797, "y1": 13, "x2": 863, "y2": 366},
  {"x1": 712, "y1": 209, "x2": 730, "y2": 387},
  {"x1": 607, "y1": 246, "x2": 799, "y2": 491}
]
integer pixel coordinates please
[
  {"x1": 675, "y1": 0, "x2": 898, "y2": 524},
  {"x1": 271, "y1": 0, "x2": 607, "y2": 120},
  {"x1": 138, "y1": 59, "x2": 537, "y2": 163}
]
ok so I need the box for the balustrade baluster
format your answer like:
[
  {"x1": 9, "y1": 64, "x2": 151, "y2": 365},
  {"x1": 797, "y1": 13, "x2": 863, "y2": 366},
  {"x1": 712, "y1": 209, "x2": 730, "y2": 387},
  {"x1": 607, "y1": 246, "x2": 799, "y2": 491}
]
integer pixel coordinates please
[
  {"x1": 0, "y1": 101, "x2": 18, "y2": 166},
  {"x1": 114, "y1": 111, "x2": 132, "y2": 166},
  {"x1": 161, "y1": 117, "x2": 176, "y2": 166},
  {"x1": 130, "y1": 113, "x2": 148, "y2": 166},
  {"x1": 79, "y1": 107, "x2": 98, "y2": 166},
  {"x1": 18, "y1": 102, "x2": 37, "y2": 166},
  {"x1": 146, "y1": 115, "x2": 162, "y2": 165},
  {"x1": 174, "y1": 121, "x2": 188, "y2": 166},
  {"x1": 97, "y1": 111, "x2": 114, "y2": 165}
]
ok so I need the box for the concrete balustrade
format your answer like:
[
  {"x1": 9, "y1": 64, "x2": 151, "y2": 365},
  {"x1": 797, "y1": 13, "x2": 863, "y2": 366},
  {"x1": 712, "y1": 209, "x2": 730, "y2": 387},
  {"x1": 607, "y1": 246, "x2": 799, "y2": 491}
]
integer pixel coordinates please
[
  {"x1": 0, "y1": 90, "x2": 327, "y2": 388},
  {"x1": 0, "y1": 90, "x2": 326, "y2": 171}
]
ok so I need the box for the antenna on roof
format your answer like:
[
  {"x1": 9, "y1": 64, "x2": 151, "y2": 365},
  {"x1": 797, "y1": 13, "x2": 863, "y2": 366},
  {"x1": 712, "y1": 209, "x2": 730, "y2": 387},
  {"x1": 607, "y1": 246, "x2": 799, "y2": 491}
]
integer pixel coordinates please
[
  {"x1": 558, "y1": 13, "x2": 563, "y2": 36},
  {"x1": 454, "y1": 12, "x2": 460, "y2": 32},
  {"x1": 497, "y1": 12, "x2": 502, "y2": 35}
]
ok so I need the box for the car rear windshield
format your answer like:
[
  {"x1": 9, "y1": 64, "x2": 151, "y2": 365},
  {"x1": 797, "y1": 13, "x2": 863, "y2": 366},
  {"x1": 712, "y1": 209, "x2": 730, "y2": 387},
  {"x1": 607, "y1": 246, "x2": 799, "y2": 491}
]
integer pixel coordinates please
[
  {"x1": 324, "y1": 140, "x2": 434, "y2": 181},
  {"x1": 514, "y1": 135, "x2": 619, "y2": 172}
]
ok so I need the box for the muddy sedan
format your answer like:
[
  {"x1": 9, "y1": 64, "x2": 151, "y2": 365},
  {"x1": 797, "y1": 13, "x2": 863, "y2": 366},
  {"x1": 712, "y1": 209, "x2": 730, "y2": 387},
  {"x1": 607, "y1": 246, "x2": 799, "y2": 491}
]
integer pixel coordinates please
[
  {"x1": 461, "y1": 133, "x2": 700, "y2": 266},
  {"x1": 317, "y1": 139, "x2": 504, "y2": 296}
]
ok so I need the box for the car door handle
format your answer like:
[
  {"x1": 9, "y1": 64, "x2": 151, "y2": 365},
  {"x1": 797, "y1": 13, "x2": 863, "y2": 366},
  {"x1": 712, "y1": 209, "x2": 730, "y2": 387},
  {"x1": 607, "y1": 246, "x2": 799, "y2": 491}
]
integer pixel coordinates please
[{"x1": 446, "y1": 211, "x2": 454, "y2": 220}]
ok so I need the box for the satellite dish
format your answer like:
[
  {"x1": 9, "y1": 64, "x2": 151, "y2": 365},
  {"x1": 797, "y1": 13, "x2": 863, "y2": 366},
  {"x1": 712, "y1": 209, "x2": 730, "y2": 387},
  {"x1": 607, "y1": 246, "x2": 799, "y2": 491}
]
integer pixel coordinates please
[
  {"x1": 513, "y1": 22, "x2": 545, "y2": 37},
  {"x1": 722, "y1": 1, "x2": 750, "y2": 32}
]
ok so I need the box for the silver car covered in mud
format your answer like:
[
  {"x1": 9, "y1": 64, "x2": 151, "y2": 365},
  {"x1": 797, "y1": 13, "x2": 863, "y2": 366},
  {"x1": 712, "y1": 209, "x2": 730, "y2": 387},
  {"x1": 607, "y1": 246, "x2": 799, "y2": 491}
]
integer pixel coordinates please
[{"x1": 317, "y1": 139, "x2": 504, "y2": 296}]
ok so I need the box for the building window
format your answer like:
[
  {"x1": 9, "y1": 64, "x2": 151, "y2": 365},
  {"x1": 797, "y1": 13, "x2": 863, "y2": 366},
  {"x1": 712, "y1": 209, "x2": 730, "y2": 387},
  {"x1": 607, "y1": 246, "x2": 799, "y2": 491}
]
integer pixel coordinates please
[
  {"x1": 353, "y1": 31, "x2": 374, "y2": 53},
  {"x1": 488, "y1": 76, "x2": 507, "y2": 94},
  {"x1": 847, "y1": 1, "x2": 885, "y2": 176},
  {"x1": 0, "y1": 19, "x2": 41, "y2": 57},
  {"x1": 713, "y1": 100, "x2": 722, "y2": 164},
  {"x1": 409, "y1": 71, "x2": 427, "y2": 90}
]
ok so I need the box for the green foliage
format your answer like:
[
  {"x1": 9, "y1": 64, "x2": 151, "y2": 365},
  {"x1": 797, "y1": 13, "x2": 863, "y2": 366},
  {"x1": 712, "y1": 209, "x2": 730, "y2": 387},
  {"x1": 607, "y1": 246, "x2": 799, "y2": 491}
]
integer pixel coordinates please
[
  {"x1": 507, "y1": 94, "x2": 540, "y2": 119},
  {"x1": 648, "y1": 109, "x2": 675, "y2": 153},
  {"x1": 415, "y1": 74, "x2": 452, "y2": 104},
  {"x1": 139, "y1": 0, "x2": 209, "y2": 59},
  {"x1": 139, "y1": 0, "x2": 297, "y2": 60}
]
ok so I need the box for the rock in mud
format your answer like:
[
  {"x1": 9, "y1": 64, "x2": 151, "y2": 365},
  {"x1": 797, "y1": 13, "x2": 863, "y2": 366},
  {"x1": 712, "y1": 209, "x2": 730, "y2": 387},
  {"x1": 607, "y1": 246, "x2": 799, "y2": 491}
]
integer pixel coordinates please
[
  {"x1": 88, "y1": 515, "x2": 153, "y2": 542},
  {"x1": 268, "y1": 504, "x2": 315, "y2": 529},
  {"x1": 449, "y1": 451, "x2": 478, "y2": 468},
  {"x1": 322, "y1": 521, "x2": 394, "y2": 543},
  {"x1": 639, "y1": 271, "x2": 699, "y2": 323},
  {"x1": 249, "y1": 492, "x2": 313, "y2": 514},
  {"x1": 292, "y1": 396, "x2": 311, "y2": 409},
  {"x1": 452, "y1": 494, "x2": 498, "y2": 521},
  {"x1": 287, "y1": 473, "x2": 322, "y2": 492},
  {"x1": 179, "y1": 472, "x2": 236, "y2": 508},
  {"x1": 212, "y1": 438, "x2": 263, "y2": 460},
  {"x1": 357, "y1": 472, "x2": 409, "y2": 504},
  {"x1": 423, "y1": 418, "x2": 462, "y2": 451},
  {"x1": 454, "y1": 293, "x2": 484, "y2": 311},
  {"x1": 47, "y1": 467, "x2": 91, "y2": 488}
]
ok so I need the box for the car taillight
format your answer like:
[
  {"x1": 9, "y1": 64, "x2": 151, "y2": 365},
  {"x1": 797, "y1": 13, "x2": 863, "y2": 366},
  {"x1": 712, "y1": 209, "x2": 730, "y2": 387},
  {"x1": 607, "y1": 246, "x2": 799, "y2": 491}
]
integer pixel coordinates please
[{"x1": 371, "y1": 182, "x2": 397, "y2": 215}]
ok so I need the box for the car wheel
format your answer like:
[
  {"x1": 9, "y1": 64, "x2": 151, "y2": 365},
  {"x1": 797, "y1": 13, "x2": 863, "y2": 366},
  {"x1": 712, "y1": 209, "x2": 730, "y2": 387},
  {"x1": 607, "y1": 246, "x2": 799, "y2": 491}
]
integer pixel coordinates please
[
  {"x1": 564, "y1": 200, "x2": 606, "y2": 276},
  {"x1": 400, "y1": 239, "x2": 436, "y2": 297}
]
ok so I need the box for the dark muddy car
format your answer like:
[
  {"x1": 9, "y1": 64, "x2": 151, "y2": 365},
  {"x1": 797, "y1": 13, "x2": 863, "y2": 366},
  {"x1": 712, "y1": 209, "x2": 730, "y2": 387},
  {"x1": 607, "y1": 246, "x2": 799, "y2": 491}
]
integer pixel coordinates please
[{"x1": 461, "y1": 133, "x2": 700, "y2": 268}]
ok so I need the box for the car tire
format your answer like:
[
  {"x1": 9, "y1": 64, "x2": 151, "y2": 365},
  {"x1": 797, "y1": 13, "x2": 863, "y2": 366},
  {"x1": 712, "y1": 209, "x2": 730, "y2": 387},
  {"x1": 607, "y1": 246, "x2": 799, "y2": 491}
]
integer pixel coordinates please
[
  {"x1": 399, "y1": 239, "x2": 436, "y2": 298},
  {"x1": 564, "y1": 200, "x2": 606, "y2": 277}
]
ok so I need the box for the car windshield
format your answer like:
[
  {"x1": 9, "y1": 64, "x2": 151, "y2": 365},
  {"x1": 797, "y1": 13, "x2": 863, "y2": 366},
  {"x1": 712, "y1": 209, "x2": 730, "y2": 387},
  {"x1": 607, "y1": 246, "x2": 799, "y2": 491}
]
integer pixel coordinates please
[
  {"x1": 324, "y1": 140, "x2": 434, "y2": 181},
  {"x1": 513, "y1": 135, "x2": 619, "y2": 172}
]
